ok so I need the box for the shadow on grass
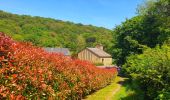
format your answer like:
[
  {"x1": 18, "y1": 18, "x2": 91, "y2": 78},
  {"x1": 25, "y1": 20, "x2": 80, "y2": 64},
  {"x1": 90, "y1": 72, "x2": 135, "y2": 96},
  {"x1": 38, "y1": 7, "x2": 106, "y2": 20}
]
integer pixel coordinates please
[{"x1": 116, "y1": 78, "x2": 145, "y2": 100}]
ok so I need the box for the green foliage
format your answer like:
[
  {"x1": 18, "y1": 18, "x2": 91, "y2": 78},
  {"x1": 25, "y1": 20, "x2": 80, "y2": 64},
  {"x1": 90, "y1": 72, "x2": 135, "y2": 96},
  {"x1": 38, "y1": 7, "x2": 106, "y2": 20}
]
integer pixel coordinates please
[
  {"x1": 112, "y1": 16, "x2": 150, "y2": 65},
  {"x1": 113, "y1": 78, "x2": 144, "y2": 100},
  {"x1": 112, "y1": 0, "x2": 170, "y2": 99},
  {"x1": 123, "y1": 44, "x2": 170, "y2": 99},
  {"x1": 95, "y1": 63, "x2": 104, "y2": 66},
  {"x1": 112, "y1": 0, "x2": 170, "y2": 65},
  {"x1": 0, "y1": 10, "x2": 113, "y2": 54}
]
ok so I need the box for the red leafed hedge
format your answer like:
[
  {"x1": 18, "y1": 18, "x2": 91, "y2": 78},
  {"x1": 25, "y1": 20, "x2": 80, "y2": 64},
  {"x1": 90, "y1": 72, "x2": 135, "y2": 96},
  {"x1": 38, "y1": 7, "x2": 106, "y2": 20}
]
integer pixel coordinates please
[{"x1": 0, "y1": 32, "x2": 117, "y2": 100}]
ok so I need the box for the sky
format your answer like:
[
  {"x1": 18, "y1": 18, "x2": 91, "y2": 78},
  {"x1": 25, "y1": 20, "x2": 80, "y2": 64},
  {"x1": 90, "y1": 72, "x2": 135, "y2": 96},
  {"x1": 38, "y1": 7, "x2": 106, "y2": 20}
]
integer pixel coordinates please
[{"x1": 0, "y1": 0, "x2": 144, "y2": 29}]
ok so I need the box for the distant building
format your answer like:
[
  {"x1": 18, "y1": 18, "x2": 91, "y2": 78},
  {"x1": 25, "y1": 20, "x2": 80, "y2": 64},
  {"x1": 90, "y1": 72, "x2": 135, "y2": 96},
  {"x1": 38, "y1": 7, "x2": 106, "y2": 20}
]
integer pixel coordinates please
[
  {"x1": 78, "y1": 44, "x2": 112, "y2": 66},
  {"x1": 44, "y1": 48, "x2": 70, "y2": 56}
]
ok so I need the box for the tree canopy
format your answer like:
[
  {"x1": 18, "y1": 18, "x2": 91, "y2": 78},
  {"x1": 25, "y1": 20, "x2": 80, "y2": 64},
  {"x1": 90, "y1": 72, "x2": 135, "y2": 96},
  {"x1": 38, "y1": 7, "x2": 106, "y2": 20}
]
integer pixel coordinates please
[
  {"x1": 113, "y1": 0, "x2": 170, "y2": 99},
  {"x1": 112, "y1": 0, "x2": 170, "y2": 65},
  {"x1": 0, "y1": 10, "x2": 113, "y2": 54}
]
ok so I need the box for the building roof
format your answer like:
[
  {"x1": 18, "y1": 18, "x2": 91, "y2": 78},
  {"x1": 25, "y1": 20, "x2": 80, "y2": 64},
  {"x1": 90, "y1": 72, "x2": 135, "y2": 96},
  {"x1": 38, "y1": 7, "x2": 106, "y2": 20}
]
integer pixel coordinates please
[
  {"x1": 86, "y1": 48, "x2": 112, "y2": 58},
  {"x1": 44, "y1": 48, "x2": 70, "y2": 56}
]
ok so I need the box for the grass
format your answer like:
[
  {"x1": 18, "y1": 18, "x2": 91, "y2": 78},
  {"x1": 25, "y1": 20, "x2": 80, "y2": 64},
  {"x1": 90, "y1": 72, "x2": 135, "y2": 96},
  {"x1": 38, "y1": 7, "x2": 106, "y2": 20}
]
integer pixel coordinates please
[
  {"x1": 84, "y1": 76, "x2": 145, "y2": 100},
  {"x1": 112, "y1": 78, "x2": 145, "y2": 100},
  {"x1": 84, "y1": 76, "x2": 123, "y2": 100}
]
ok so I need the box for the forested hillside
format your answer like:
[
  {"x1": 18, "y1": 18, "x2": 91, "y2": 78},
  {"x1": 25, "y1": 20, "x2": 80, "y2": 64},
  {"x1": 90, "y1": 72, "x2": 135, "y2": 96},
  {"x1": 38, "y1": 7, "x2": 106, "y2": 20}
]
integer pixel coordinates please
[{"x1": 0, "y1": 10, "x2": 113, "y2": 54}]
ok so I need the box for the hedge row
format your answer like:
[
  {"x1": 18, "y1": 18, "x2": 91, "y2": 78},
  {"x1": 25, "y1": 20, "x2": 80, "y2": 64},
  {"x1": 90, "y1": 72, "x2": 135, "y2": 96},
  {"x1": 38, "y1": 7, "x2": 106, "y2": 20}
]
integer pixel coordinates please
[{"x1": 0, "y1": 32, "x2": 117, "y2": 100}]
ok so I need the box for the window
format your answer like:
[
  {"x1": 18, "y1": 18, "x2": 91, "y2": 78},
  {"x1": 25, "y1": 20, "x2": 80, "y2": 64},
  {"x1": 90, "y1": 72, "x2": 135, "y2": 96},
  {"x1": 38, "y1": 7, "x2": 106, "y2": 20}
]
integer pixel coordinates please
[{"x1": 102, "y1": 58, "x2": 104, "y2": 63}]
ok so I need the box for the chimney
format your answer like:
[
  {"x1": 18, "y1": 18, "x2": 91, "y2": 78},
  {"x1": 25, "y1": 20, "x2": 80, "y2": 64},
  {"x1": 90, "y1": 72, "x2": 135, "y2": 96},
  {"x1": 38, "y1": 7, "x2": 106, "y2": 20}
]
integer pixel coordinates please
[{"x1": 96, "y1": 44, "x2": 103, "y2": 50}]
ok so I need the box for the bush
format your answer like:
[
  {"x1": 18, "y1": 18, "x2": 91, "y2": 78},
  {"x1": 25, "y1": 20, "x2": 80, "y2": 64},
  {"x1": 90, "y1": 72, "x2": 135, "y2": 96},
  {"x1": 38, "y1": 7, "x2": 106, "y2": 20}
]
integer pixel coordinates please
[
  {"x1": 122, "y1": 44, "x2": 170, "y2": 99},
  {"x1": 0, "y1": 32, "x2": 117, "y2": 100},
  {"x1": 95, "y1": 63, "x2": 104, "y2": 66}
]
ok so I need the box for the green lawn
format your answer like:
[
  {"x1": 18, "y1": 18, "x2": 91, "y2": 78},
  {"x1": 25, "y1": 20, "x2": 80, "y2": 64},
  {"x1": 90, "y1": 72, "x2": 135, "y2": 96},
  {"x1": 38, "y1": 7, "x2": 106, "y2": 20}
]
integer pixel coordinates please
[
  {"x1": 84, "y1": 76, "x2": 124, "y2": 100},
  {"x1": 112, "y1": 79, "x2": 144, "y2": 100},
  {"x1": 84, "y1": 76, "x2": 144, "y2": 100}
]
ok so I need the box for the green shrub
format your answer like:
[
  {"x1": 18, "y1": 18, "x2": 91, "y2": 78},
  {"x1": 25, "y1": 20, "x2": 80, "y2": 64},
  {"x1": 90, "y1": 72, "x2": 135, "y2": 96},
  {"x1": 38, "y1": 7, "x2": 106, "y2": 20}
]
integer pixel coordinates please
[{"x1": 123, "y1": 44, "x2": 170, "y2": 99}]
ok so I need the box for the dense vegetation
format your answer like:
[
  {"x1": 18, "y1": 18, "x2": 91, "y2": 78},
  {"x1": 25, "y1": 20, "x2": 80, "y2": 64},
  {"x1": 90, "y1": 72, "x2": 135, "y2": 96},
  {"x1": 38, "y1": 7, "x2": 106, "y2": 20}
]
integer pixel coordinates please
[
  {"x1": 112, "y1": 0, "x2": 170, "y2": 65},
  {"x1": 0, "y1": 10, "x2": 113, "y2": 54},
  {"x1": 0, "y1": 32, "x2": 117, "y2": 99},
  {"x1": 112, "y1": 0, "x2": 170, "y2": 99},
  {"x1": 123, "y1": 45, "x2": 170, "y2": 99},
  {"x1": 0, "y1": 0, "x2": 169, "y2": 99}
]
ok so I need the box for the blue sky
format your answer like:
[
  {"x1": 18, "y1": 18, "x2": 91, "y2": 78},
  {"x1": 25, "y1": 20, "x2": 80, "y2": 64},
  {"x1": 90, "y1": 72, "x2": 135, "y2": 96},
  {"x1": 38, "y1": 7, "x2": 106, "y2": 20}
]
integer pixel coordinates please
[{"x1": 0, "y1": 0, "x2": 144, "y2": 29}]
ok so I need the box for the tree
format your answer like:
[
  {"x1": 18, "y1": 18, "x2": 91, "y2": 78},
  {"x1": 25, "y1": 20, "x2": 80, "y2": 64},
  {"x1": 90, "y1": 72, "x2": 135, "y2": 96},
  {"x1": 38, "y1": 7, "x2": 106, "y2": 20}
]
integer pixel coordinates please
[
  {"x1": 112, "y1": 0, "x2": 170, "y2": 65},
  {"x1": 0, "y1": 10, "x2": 113, "y2": 54},
  {"x1": 123, "y1": 44, "x2": 170, "y2": 99}
]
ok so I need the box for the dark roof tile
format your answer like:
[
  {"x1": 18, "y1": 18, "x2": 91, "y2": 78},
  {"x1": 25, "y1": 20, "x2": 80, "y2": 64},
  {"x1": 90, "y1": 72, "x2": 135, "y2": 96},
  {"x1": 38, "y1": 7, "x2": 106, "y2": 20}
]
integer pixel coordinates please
[{"x1": 44, "y1": 48, "x2": 70, "y2": 56}]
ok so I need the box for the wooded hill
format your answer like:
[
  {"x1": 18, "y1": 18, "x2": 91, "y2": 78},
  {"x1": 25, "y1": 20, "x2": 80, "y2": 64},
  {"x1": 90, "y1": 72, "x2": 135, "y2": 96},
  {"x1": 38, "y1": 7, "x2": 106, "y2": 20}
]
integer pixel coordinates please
[{"x1": 0, "y1": 10, "x2": 113, "y2": 54}]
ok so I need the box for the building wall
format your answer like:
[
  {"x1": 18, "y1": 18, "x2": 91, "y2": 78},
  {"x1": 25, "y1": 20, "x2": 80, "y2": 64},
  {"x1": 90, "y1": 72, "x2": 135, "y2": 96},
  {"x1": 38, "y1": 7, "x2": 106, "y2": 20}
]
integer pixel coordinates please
[
  {"x1": 78, "y1": 49, "x2": 112, "y2": 66},
  {"x1": 99, "y1": 58, "x2": 112, "y2": 66},
  {"x1": 78, "y1": 49, "x2": 100, "y2": 63}
]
